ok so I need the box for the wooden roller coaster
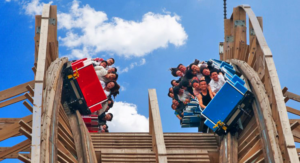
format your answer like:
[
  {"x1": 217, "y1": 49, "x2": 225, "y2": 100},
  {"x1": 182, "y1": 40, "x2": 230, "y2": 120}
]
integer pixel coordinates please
[{"x1": 0, "y1": 4, "x2": 300, "y2": 163}]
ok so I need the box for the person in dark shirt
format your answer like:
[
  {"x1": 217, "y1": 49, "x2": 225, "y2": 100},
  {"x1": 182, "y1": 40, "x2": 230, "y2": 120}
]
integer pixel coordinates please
[
  {"x1": 98, "y1": 113, "x2": 113, "y2": 125},
  {"x1": 191, "y1": 80, "x2": 214, "y2": 109},
  {"x1": 200, "y1": 67, "x2": 212, "y2": 84},
  {"x1": 171, "y1": 80, "x2": 180, "y2": 87}
]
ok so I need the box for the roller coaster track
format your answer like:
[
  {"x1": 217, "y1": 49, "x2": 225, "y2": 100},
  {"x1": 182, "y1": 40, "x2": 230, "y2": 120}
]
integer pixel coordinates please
[{"x1": 0, "y1": 4, "x2": 300, "y2": 163}]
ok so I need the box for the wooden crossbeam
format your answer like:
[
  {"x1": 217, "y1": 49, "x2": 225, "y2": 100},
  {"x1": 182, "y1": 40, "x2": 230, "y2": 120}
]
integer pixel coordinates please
[
  {"x1": 149, "y1": 89, "x2": 168, "y2": 163},
  {"x1": 24, "y1": 93, "x2": 33, "y2": 104},
  {"x1": 0, "y1": 94, "x2": 26, "y2": 108},
  {"x1": 0, "y1": 118, "x2": 21, "y2": 123},
  {"x1": 57, "y1": 141, "x2": 78, "y2": 163},
  {"x1": 26, "y1": 85, "x2": 34, "y2": 97},
  {"x1": 0, "y1": 139, "x2": 31, "y2": 159},
  {"x1": 284, "y1": 91, "x2": 300, "y2": 103},
  {"x1": 19, "y1": 127, "x2": 32, "y2": 140},
  {"x1": 23, "y1": 101, "x2": 33, "y2": 112},
  {"x1": 287, "y1": 106, "x2": 300, "y2": 116},
  {"x1": 19, "y1": 120, "x2": 32, "y2": 133},
  {"x1": 18, "y1": 154, "x2": 31, "y2": 163},
  {"x1": 290, "y1": 121, "x2": 300, "y2": 131},
  {"x1": 0, "y1": 80, "x2": 34, "y2": 102},
  {"x1": 0, "y1": 115, "x2": 32, "y2": 142}
]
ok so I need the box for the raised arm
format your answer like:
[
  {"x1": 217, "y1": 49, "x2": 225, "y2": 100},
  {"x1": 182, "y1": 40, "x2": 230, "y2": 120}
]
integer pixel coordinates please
[{"x1": 196, "y1": 94, "x2": 206, "y2": 109}]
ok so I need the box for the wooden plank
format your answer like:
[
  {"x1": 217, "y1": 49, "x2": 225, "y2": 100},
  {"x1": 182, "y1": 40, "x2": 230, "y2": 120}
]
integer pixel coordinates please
[
  {"x1": 254, "y1": 17, "x2": 265, "y2": 80},
  {"x1": 284, "y1": 91, "x2": 300, "y2": 102},
  {"x1": 0, "y1": 139, "x2": 31, "y2": 159},
  {"x1": 239, "y1": 5, "x2": 299, "y2": 161},
  {"x1": 76, "y1": 110, "x2": 98, "y2": 163},
  {"x1": 19, "y1": 127, "x2": 32, "y2": 140},
  {"x1": 32, "y1": 67, "x2": 36, "y2": 75},
  {"x1": 230, "y1": 59, "x2": 282, "y2": 162},
  {"x1": 68, "y1": 112, "x2": 84, "y2": 163},
  {"x1": 282, "y1": 87, "x2": 288, "y2": 95},
  {"x1": 0, "y1": 115, "x2": 32, "y2": 142},
  {"x1": 0, "y1": 80, "x2": 34, "y2": 102},
  {"x1": 0, "y1": 153, "x2": 30, "y2": 159},
  {"x1": 149, "y1": 89, "x2": 167, "y2": 163},
  {"x1": 239, "y1": 140, "x2": 262, "y2": 163},
  {"x1": 290, "y1": 121, "x2": 300, "y2": 131},
  {"x1": 40, "y1": 58, "x2": 67, "y2": 163},
  {"x1": 19, "y1": 120, "x2": 32, "y2": 133},
  {"x1": 31, "y1": 4, "x2": 51, "y2": 162},
  {"x1": 0, "y1": 118, "x2": 21, "y2": 123},
  {"x1": 24, "y1": 93, "x2": 33, "y2": 104},
  {"x1": 23, "y1": 101, "x2": 33, "y2": 112},
  {"x1": 223, "y1": 19, "x2": 233, "y2": 60},
  {"x1": 287, "y1": 106, "x2": 300, "y2": 116},
  {"x1": 26, "y1": 84, "x2": 34, "y2": 97},
  {"x1": 0, "y1": 94, "x2": 26, "y2": 108},
  {"x1": 57, "y1": 140, "x2": 78, "y2": 163},
  {"x1": 247, "y1": 36, "x2": 257, "y2": 67},
  {"x1": 18, "y1": 154, "x2": 31, "y2": 163}
]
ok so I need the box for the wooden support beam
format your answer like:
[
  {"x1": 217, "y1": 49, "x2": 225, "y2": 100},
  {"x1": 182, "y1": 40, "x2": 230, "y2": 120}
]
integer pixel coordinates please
[
  {"x1": 0, "y1": 118, "x2": 21, "y2": 123},
  {"x1": 0, "y1": 115, "x2": 32, "y2": 142},
  {"x1": 149, "y1": 89, "x2": 167, "y2": 163},
  {"x1": 26, "y1": 84, "x2": 34, "y2": 97},
  {"x1": 24, "y1": 93, "x2": 33, "y2": 104},
  {"x1": 57, "y1": 140, "x2": 78, "y2": 163},
  {"x1": 282, "y1": 87, "x2": 288, "y2": 95},
  {"x1": 32, "y1": 67, "x2": 36, "y2": 75},
  {"x1": 0, "y1": 94, "x2": 26, "y2": 108},
  {"x1": 239, "y1": 5, "x2": 299, "y2": 162},
  {"x1": 223, "y1": 19, "x2": 233, "y2": 60},
  {"x1": 19, "y1": 120, "x2": 32, "y2": 133},
  {"x1": 0, "y1": 80, "x2": 34, "y2": 102},
  {"x1": 19, "y1": 127, "x2": 32, "y2": 140},
  {"x1": 31, "y1": 4, "x2": 51, "y2": 162},
  {"x1": 287, "y1": 106, "x2": 300, "y2": 117},
  {"x1": 230, "y1": 59, "x2": 282, "y2": 162},
  {"x1": 0, "y1": 139, "x2": 31, "y2": 159},
  {"x1": 284, "y1": 97, "x2": 290, "y2": 103},
  {"x1": 23, "y1": 101, "x2": 33, "y2": 112},
  {"x1": 18, "y1": 154, "x2": 31, "y2": 163},
  {"x1": 290, "y1": 121, "x2": 300, "y2": 131},
  {"x1": 284, "y1": 91, "x2": 300, "y2": 103},
  {"x1": 247, "y1": 36, "x2": 257, "y2": 67}
]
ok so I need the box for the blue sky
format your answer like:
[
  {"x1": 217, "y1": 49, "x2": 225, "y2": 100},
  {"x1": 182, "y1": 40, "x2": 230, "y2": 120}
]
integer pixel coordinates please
[{"x1": 1, "y1": 0, "x2": 300, "y2": 162}]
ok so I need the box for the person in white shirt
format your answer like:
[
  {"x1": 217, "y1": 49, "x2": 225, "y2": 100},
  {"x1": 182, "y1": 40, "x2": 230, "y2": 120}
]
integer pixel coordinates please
[
  {"x1": 209, "y1": 70, "x2": 226, "y2": 96},
  {"x1": 95, "y1": 65, "x2": 118, "y2": 82},
  {"x1": 100, "y1": 81, "x2": 118, "y2": 97}
]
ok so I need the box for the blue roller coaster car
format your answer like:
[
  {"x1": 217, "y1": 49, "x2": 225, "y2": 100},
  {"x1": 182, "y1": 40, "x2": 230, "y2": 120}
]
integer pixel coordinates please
[{"x1": 180, "y1": 59, "x2": 253, "y2": 136}]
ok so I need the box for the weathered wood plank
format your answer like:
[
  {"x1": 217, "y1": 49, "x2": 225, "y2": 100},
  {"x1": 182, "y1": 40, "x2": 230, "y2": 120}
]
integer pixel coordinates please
[
  {"x1": 149, "y1": 89, "x2": 167, "y2": 163},
  {"x1": 0, "y1": 80, "x2": 34, "y2": 102},
  {"x1": 0, "y1": 95, "x2": 26, "y2": 108},
  {"x1": 0, "y1": 115, "x2": 32, "y2": 142},
  {"x1": 0, "y1": 139, "x2": 31, "y2": 159},
  {"x1": 31, "y1": 4, "x2": 51, "y2": 162}
]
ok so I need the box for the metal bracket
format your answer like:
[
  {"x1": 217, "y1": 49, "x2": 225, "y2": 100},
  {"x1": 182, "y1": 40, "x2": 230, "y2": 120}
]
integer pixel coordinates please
[
  {"x1": 234, "y1": 20, "x2": 245, "y2": 27},
  {"x1": 225, "y1": 36, "x2": 234, "y2": 43},
  {"x1": 49, "y1": 18, "x2": 56, "y2": 25},
  {"x1": 36, "y1": 26, "x2": 41, "y2": 34},
  {"x1": 250, "y1": 28, "x2": 255, "y2": 36}
]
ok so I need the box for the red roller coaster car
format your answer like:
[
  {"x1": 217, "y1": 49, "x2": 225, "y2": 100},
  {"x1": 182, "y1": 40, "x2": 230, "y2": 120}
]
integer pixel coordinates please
[{"x1": 62, "y1": 58, "x2": 107, "y2": 115}]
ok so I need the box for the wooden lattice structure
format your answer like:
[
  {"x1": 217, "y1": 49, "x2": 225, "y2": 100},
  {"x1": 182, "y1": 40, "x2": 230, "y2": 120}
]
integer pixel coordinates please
[{"x1": 0, "y1": 4, "x2": 300, "y2": 163}]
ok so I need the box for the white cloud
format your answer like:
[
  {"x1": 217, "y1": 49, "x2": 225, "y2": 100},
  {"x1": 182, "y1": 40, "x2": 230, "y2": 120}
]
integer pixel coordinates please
[
  {"x1": 106, "y1": 101, "x2": 149, "y2": 132},
  {"x1": 58, "y1": 0, "x2": 188, "y2": 58},
  {"x1": 5, "y1": 0, "x2": 11, "y2": 2},
  {"x1": 117, "y1": 58, "x2": 146, "y2": 74},
  {"x1": 23, "y1": 0, "x2": 53, "y2": 17},
  {"x1": 120, "y1": 86, "x2": 126, "y2": 91}
]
